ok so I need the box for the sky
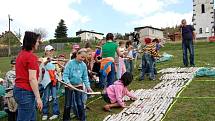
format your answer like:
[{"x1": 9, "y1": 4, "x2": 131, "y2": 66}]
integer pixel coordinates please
[{"x1": 0, "y1": 0, "x2": 193, "y2": 39}]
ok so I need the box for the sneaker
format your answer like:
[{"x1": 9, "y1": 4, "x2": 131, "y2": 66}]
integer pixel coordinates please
[
  {"x1": 70, "y1": 113, "x2": 77, "y2": 119},
  {"x1": 49, "y1": 96, "x2": 53, "y2": 101},
  {"x1": 95, "y1": 76, "x2": 99, "y2": 83},
  {"x1": 42, "y1": 115, "x2": 48, "y2": 120},
  {"x1": 149, "y1": 78, "x2": 156, "y2": 81},
  {"x1": 49, "y1": 115, "x2": 58, "y2": 120}
]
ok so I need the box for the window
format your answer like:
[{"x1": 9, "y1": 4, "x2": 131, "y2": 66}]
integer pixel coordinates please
[
  {"x1": 201, "y1": 4, "x2": 205, "y2": 13},
  {"x1": 199, "y1": 28, "x2": 203, "y2": 34},
  {"x1": 152, "y1": 29, "x2": 155, "y2": 34},
  {"x1": 212, "y1": 27, "x2": 215, "y2": 33},
  {"x1": 206, "y1": 27, "x2": 209, "y2": 33}
]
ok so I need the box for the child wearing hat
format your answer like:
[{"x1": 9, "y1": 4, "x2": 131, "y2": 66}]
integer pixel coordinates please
[
  {"x1": 40, "y1": 45, "x2": 60, "y2": 120},
  {"x1": 139, "y1": 38, "x2": 160, "y2": 81},
  {"x1": 4, "y1": 59, "x2": 16, "y2": 88},
  {"x1": 70, "y1": 43, "x2": 80, "y2": 59},
  {"x1": 3, "y1": 58, "x2": 17, "y2": 121}
]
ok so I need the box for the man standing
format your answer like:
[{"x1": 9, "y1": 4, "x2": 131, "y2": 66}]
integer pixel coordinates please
[{"x1": 180, "y1": 19, "x2": 196, "y2": 67}]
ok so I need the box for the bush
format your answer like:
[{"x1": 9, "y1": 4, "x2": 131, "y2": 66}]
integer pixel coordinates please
[{"x1": 49, "y1": 37, "x2": 81, "y2": 43}]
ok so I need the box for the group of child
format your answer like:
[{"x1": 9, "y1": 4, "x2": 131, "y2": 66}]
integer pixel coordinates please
[{"x1": 0, "y1": 33, "x2": 162, "y2": 121}]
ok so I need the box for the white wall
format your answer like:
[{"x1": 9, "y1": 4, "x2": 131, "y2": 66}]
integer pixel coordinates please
[
  {"x1": 148, "y1": 28, "x2": 164, "y2": 39},
  {"x1": 138, "y1": 28, "x2": 149, "y2": 38},
  {"x1": 78, "y1": 32, "x2": 103, "y2": 41},
  {"x1": 193, "y1": 0, "x2": 214, "y2": 38},
  {"x1": 137, "y1": 28, "x2": 164, "y2": 41}
]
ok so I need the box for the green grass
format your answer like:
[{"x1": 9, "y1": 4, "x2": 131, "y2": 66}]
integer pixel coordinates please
[
  {"x1": 181, "y1": 81, "x2": 215, "y2": 97},
  {"x1": 0, "y1": 56, "x2": 13, "y2": 77},
  {"x1": 194, "y1": 77, "x2": 215, "y2": 81},
  {"x1": 0, "y1": 41, "x2": 215, "y2": 121},
  {"x1": 163, "y1": 99, "x2": 215, "y2": 121}
]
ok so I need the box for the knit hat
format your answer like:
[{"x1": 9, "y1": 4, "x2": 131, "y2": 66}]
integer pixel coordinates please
[
  {"x1": 58, "y1": 54, "x2": 65, "y2": 58},
  {"x1": 144, "y1": 38, "x2": 152, "y2": 44},
  {"x1": 72, "y1": 44, "x2": 80, "y2": 53}
]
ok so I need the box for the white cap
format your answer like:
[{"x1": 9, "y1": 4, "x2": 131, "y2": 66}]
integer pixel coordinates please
[{"x1": 45, "y1": 45, "x2": 54, "y2": 51}]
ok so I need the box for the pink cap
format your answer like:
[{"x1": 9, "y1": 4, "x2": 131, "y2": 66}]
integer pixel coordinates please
[{"x1": 73, "y1": 44, "x2": 80, "y2": 49}]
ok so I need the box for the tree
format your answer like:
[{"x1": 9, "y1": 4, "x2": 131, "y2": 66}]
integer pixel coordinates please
[
  {"x1": 124, "y1": 33, "x2": 130, "y2": 40},
  {"x1": 114, "y1": 33, "x2": 123, "y2": 40},
  {"x1": 54, "y1": 19, "x2": 68, "y2": 39},
  {"x1": 33, "y1": 28, "x2": 48, "y2": 39}
]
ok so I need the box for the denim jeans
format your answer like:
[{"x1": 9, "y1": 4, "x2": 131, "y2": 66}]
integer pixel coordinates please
[
  {"x1": 99, "y1": 63, "x2": 115, "y2": 88},
  {"x1": 182, "y1": 40, "x2": 195, "y2": 66},
  {"x1": 124, "y1": 60, "x2": 133, "y2": 74},
  {"x1": 42, "y1": 83, "x2": 60, "y2": 116},
  {"x1": 140, "y1": 53, "x2": 155, "y2": 80},
  {"x1": 145, "y1": 58, "x2": 157, "y2": 74},
  {"x1": 63, "y1": 88, "x2": 86, "y2": 121},
  {"x1": 13, "y1": 86, "x2": 36, "y2": 121}
]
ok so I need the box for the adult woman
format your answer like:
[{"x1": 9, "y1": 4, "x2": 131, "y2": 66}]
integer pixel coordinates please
[
  {"x1": 14, "y1": 31, "x2": 43, "y2": 121},
  {"x1": 98, "y1": 33, "x2": 122, "y2": 88}
]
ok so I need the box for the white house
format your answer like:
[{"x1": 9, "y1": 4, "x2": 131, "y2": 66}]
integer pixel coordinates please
[
  {"x1": 76, "y1": 30, "x2": 104, "y2": 41},
  {"x1": 192, "y1": 0, "x2": 214, "y2": 39},
  {"x1": 134, "y1": 26, "x2": 164, "y2": 40}
]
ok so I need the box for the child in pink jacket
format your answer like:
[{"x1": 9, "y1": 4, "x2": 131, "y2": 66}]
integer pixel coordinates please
[{"x1": 103, "y1": 72, "x2": 137, "y2": 111}]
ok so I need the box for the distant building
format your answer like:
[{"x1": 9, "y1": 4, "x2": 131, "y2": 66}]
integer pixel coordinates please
[
  {"x1": 76, "y1": 30, "x2": 104, "y2": 41},
  {"x1": 134, "y1": 26, "x2": 164, "y2": 40},
  {"x1": 0, "y1": 31, "x2": 21, "y2": 46},
  {"x1": 193, "y1": 0, "x2": 215, "y2": 39}
]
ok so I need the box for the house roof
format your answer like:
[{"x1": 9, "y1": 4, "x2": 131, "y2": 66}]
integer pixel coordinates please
[
  {"x1": 0, "y1": 31, "x2": 21, "y2": 45},
  {"x1": 76, "y1": 30, "x2": 104, "y2": 36},
  {"x1": 0, "y1": 31, "x2": 15, "y2": 38},
  {"x1": 0, "y1": 31, "x2": 19, "y2": 40},
  {"x1": 134, "y1": 26, "x2": 164, "y2": 31}
]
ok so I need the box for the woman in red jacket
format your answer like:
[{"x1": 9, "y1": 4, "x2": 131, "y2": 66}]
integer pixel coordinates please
[{"x1": 13, "y1": 31, "x2": 43, "y2": 121}]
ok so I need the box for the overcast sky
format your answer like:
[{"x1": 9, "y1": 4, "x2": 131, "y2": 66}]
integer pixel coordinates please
[{"x1": 0, "y1": 0, "x2": 193, "y2": 39}]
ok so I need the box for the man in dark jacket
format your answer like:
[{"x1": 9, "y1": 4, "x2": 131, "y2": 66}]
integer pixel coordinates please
[{"x1": 180, "y1": 19, "x2": 196, "y2": 67}]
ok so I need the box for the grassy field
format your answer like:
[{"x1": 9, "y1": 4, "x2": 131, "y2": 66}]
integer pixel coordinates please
[{"x1": 0, "y1": 41, "x2": 215, "y2": 121}]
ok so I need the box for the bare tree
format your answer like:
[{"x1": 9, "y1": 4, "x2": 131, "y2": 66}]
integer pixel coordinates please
[{"x1": 33, "y1": 28, "x2": 48, "y2": 39}]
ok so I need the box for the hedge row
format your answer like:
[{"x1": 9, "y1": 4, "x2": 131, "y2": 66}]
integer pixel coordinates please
[{"x1": 49, "y1": 37, "x2": 81, "y2": 43}]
